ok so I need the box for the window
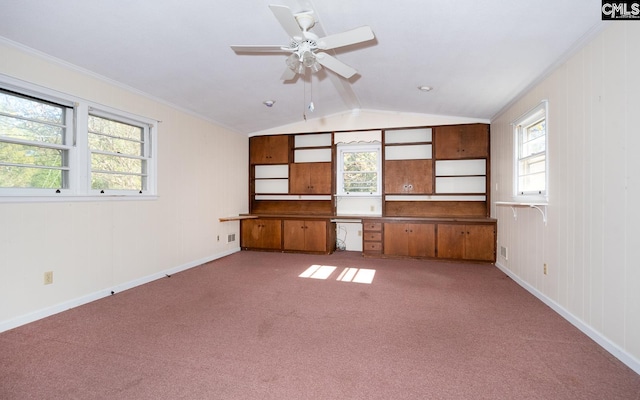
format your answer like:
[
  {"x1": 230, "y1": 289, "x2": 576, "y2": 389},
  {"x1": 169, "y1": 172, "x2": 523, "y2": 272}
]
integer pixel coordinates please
[
  {"x1": 0, "y1": 77, "x2": 157, "y2": 200},
  {"x1": 337, "y1": 144, "x2": 381, "y2": 196},
  {"x1": 0, "y1": 89, "x2": 73, "y2": 190},
  {"x1": 88, "y1": 113, "x2": 150, "y2": 192},
  {"x1": 514, "y1": 101, "x2": 547, "y2": 198}
]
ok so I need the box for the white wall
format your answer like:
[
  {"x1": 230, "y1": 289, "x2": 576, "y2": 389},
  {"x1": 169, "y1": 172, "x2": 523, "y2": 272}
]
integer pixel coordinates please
[
  {"x1": 0, "y1": 41, "x2": 248, "y2": 330},
  {"x1": 491, "y1": 22, "x2": 640, "y2": 373}
]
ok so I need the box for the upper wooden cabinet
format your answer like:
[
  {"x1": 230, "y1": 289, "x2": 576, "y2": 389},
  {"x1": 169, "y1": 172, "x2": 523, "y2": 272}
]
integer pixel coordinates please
[
  {"x1": 289, "y1": 162, "x2": 332, "y2": 194},
  {"x1": 434, "y1": 124, "x2": 489, "y2": 159},
  {"x1": 384, "y1": 159, "x2": 433, "y2": 194},
  {"x1": 249, "y1": 135, "x2": 289, "y2": 164}
]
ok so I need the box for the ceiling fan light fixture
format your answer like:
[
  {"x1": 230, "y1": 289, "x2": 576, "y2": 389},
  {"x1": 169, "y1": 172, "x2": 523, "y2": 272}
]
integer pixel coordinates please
[
  {"x1": 286, "y1": 53, "x2": 299, "y2": 71},
  {"x1": 301, "y1": 51, "x2": 315, "y2": 67},
  {"x1": 263, "y1": 100, "x2": 276, "y2": 107},
  {"x1": 418, "y1": 85, "x2": 433, "y2": 92}
]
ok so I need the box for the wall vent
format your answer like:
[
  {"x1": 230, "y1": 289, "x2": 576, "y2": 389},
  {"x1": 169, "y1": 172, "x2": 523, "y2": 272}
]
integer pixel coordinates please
[{"x1": 227, "y1": 233, "x2": 236, "y2": 243}]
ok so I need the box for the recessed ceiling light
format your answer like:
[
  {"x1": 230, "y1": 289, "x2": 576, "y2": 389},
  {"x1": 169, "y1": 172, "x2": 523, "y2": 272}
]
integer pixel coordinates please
[
  {"x1": 263, "y1": 100, "x2": 276, "y2": 107},
  {"x1": 417, "y1": 86, "x2": 433, "y2": 92}
]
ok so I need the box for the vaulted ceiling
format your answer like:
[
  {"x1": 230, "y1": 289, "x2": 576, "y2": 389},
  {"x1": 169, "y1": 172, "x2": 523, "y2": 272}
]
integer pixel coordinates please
[{"x1": 0, "y1": 0, "x2": 604, "y2": 135}]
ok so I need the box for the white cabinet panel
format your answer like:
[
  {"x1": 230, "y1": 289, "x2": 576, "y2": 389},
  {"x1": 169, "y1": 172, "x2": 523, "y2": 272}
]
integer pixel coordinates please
[
  {"x1": 436, "y1": 159, "x2": 486, "y2": 176},
  {"x1": 436, "y1": 177, "x2": 486, "y2": 193},
  {"x1": 295, "y1": 133, "x2": 332, "y2": 147},
  {"x1": 385, "y1": 128, "x2": 432, "y2": 143},
  {"x1": 255, "y1": 165, "x2": 288, "y2": 179},
  {"x1": 294, "y1": 148, "x2": 332, "y2": 162},
  {"x1": 255, "y1": 179, "x2": 289, "y2": 193},
  {"x1": 385, "y1": 144, "x2": 432, "y2": 160}
]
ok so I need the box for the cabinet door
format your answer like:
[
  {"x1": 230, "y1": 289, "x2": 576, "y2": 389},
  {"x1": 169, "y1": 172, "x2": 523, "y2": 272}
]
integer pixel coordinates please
[
  {"x1": 241, "y1": 219, "x2": 282, "y2": 250},
  {"x1": 436, "y1": 224, "x2": 465, "y2": 259},
  {"x1": 283, "y1": 220, "x2": 306, "y2": 251},
  {"x1": 250, "y1": 135, "x2": 289, "y2": 164},
  {"x1": 290, "y1": 162, "x2": 332, "y2": 194},
  {"x1": 435, "y1": 124, "x2": 488, "y2": 159},
  {"x1": 407, "y1": 223, "x2": 436, "y2": 257},
  {"x1": 464, "y1": 224, "x2": 495, "y2": 261},
  {"x1": 384, "y1": 159, "x2": 433, "y2": 194},
  {"x1": 303, "y1": 220, "x2": 327, "y2": 252},
  {"x1": 283, "y1": 220, "x2": 327, "y2": 252},
  {"x1": 383, "y1": 223, "x2": 408, "y2": 256}
]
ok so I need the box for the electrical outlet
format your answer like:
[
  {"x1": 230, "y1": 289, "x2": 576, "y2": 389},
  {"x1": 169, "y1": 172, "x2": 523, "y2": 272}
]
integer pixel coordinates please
[
  {"x1": 370, "y1": 205, "x2": 375, "y2": 212},
  {"x1": 358, "y1": 230, "x2": 362, "y2": 237},
  {"x1": 543, "y1": 263, "x2": 548, "y2": 275},
  {"x1": 217, "y1": 235, "x2": 220, "y2": 242},
  {"x1": 44, "y1": 271, "x2": 53, "y2": 285}
]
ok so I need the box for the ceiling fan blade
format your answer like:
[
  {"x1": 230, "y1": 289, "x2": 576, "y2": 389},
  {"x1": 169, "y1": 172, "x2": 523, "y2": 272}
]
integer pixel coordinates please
[
  {"x1": 269, "y1": 4, "x2": 303, "y2": 39},
  {"x1": 315, "y1": 53, "x2": 357, "y2": 79},
  {"x1": 317, "y1": 26, "x2": 375, "y2": 50},
  {"x1": 280, "y1": 67, "x2": 297, "y2": 81},
  {"x1": 230, "y1": 45, "x2": 289, "y2": 53}
]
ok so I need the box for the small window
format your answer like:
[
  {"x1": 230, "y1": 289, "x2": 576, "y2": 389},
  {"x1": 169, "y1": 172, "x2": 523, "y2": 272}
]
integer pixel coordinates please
[
  {"x1": 88, "y1": 114, "x2": 150, "y2": 192},
  {"x1": 0, "y1": 89, "x2": 73, "y2": 191},
  {"x1": 514, "y1": 101, "x2": 547, "y2": 198},
  {"x1": 337, "y1": 144, "x2": 381, "y2": 196}
]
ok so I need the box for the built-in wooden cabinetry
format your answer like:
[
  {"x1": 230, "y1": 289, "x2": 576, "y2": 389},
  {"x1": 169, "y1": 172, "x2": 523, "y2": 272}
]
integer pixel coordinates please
[
  {"x1": 241, "y1": 123, "x2": 496, "y2": 263},
  {"x1": 241, "y1": 217, "x2": 335, "y2": 254}
]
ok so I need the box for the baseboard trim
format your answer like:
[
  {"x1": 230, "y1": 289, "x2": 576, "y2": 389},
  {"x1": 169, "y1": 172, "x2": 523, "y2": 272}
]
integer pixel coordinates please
[
  {"x1": 0, "y1": 247, "x2": 241, "y2": 333},
  {"x1": 495, "y1": 261, "x2": 640, "y2": 375}
]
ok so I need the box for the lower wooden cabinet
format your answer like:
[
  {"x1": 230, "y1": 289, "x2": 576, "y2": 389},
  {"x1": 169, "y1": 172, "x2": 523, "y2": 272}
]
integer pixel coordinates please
[
  {"x1": 241, "y1": 218, "x2": 282, "y2": 250},
  {"x1": 436, "y1": 223, "x2": 496, "y2": 262},
  {"x1": 283, "y1": 220, "x2": 327, "y2": 252},
  {"x1": 363, "y1": 218, "x2": 496, "y2": 262},
  {"x1": 383, "y1": 223, "x2": 435, "y2": 257},
  {"x1": 241, "y1": 217, "x2": 335, "y2": 254}
]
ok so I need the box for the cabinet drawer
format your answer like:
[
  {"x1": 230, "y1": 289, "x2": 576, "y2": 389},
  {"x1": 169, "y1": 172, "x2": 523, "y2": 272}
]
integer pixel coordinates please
[
  {"x1": 364, "y1": 222, "x2": 381, "y2": 231},
  {"x1": 364, "y1": 242, "x2": 382, "y2": 251},
  {"x1": 364, "y1": 232, "x2": 381, "y2": 241}
]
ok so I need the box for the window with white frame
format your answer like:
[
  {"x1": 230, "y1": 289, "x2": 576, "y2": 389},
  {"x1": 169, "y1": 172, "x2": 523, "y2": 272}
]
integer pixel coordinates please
[
  {"x1": 88, "y1": 113, "x2": 150, "y2": 192},
  {"x1": 0, "y1": 89, "x2": 73, "y2": 191},
  {"x1": 514, "y1": 101, "x2": 547, "y2": 197},
  {"x1": 337, "y1": 143, "x2": 381, "y2": 196},
  {"x1": 0, "y1": 78, "x2": 157, "y2": 199}
]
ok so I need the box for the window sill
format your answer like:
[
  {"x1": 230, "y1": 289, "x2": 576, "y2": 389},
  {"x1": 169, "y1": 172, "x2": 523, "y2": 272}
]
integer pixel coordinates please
[{"x1": 0, "y1": 195, "x2": 159, "y2": 204}]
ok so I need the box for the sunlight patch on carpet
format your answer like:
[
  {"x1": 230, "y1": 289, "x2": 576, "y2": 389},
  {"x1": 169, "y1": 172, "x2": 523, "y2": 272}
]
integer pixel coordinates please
[
  {"x1": 299, "y1": 265, "x2": 337, "y2": 279},
  {"x1": 299, "y1": 265, "x2": 375, "y2": 284},
  {"x1": 337, "y1": 267, "x2": 375, "y2": 284}
]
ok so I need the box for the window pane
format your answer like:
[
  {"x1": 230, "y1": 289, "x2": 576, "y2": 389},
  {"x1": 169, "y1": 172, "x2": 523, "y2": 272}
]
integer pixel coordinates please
[
  {"x1": 92, "y1": 153, "x2": 144, "y2": 174},
  {"x1": 92, "y1": 172, "x2": 144, "y2": 191},
  {"x1": 343, "y1": 151, "x2": 377, "y2": 172},
  {"x1": 0, "y1": 165, "x2": 63, "y2": 188},
  {"x1": 0, "y1": 115, "x2": 65, "y2": 145},
  {"x1": 518, "y1": 172, "x2": 546, "y2": 194},
  {"x1": 88, "y1": 133, "x2": 142, "y2": 156},
  {"x1": 88, "y1": 115, "x2": 143, "y2": 141},
  {"x1": 343, "y1": 172, "x2": 377, "y2": 193},
  {"x1": 0, "y1": 142, "x2": 63, "y2": 167},
  {"x1": 0, "y1": 91, "x2": 64, "y2": 125}
]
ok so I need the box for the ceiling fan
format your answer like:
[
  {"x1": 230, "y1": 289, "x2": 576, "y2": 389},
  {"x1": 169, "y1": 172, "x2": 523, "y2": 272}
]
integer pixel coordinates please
[{"x1": 230, "y1": 4, "x2": 375, "y2": 81}]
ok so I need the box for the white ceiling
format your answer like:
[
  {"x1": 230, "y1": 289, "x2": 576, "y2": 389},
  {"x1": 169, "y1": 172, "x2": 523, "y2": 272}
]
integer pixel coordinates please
[{"x1": 0, "y1": 0, "x2": 604, "y2": 135}]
